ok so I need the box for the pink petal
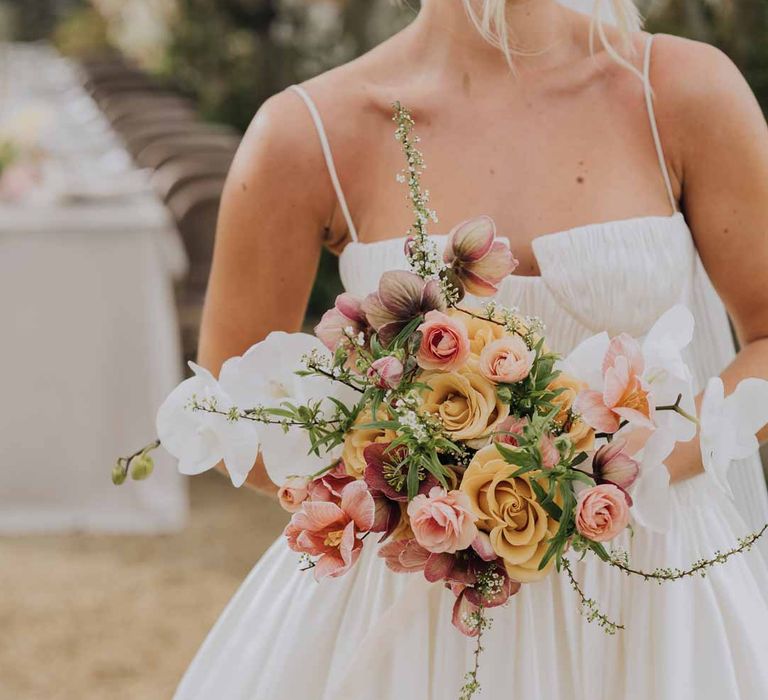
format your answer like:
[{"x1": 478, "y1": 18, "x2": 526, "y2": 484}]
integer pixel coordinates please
[
  {"x1": 340, "y1": 481, "x2": 376, "y2": 531},
  {"x1": 602, "y1": 333, "x2": 644, "y2": 376},
  {"x1": 574, "y1": 390, "x2": 621, "y2": 433},
  {"x1": 466, "y1": 241, "x2": 518, "y2": 282},
  {"x1": 470, "y1": 531, "x2": 497, "y2": 561},
  {"x1": 314, "y1": 308, "x2": 348, "y2": 351},
  {"x1": 293, "y1": 501, "x2": 344, "y2": 531},
  {"x1": 451, "y1": 592, "x2": 482, "y2": 637},
  {"x1": 424, "y1": 552, "x2": 455, "y2": 582},
  {"x1": 335, "y1": 293, "x2": 365, "y2": 323},
  {"x1": 447, "y1": 216, "x2": 496, "y2": 263},
  {"x1": 400, "y1": 540, "x2": 431, "y2": 570},
  {"x1": 313, "y1": 552, "x2": 345, "y2": 580},
  {"x1": 603, "y1": 356, "x2": 632, "y2": 408},
  {"x1": 460, "y1": 268, "x2": 502, "y2": 297}
]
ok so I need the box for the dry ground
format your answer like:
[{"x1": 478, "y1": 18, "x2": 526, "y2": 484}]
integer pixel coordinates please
[{"x1": 0, "y1": 473, "x2": 288, "y2": 700}]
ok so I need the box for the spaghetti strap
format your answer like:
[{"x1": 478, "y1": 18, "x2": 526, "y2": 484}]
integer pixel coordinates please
[
  {"x1": 643, "y1": 35, "x2": 678, "y2": 214},
  {"x1": 288, "y1": 84, "x2": 359, "y2": 242}
]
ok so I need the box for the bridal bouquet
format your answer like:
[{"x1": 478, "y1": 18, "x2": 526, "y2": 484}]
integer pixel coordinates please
[{"x1": 117, "y1": 104, "x2": 768, "y2": 699}]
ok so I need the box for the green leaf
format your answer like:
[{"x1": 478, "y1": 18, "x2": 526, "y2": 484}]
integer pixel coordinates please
[
  {"x1": 530, "y1": 479, "x2": 563, "y2": 521},
  {"x1": 407, "y1": 460, "x2": 420, "y2": 500},
  {"x1": 589, "y1": 541, "x2": 610, "y2": 562},
  {"x1": 494, "y1": 443, "x2": 537, "y2": 468}
]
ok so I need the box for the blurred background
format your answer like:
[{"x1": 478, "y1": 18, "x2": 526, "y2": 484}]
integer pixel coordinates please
[{"x1": 1, "y1": 1, "x2": 766, "y2": 698}]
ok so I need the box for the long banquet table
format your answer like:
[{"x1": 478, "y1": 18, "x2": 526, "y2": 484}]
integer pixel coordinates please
[{"x1": 0, "y1": 43, "x2": 188, "y2": 532}]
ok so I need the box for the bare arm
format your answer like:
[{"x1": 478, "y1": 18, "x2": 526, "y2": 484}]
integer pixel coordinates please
[
  {"x1": 197, "y1": 89, "x2": 337, "y2": 494},
  {"x1": 655, "y1": 37, "x2": 768, "y2": 482}
]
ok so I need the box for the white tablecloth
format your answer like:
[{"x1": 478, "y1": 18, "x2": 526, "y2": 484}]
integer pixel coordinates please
[{"x1": 0, "y1": 43, "x2": 188, "y2": 533}]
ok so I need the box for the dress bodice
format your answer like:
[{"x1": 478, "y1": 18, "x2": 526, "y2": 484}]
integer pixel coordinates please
[{"x1": 340, "y1": 213, "x2": 696, "y2": 354}]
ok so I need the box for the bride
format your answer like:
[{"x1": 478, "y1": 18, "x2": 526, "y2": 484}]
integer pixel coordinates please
[{"x1": 174, "y1": 1, "x2": 768, "y2": 698}]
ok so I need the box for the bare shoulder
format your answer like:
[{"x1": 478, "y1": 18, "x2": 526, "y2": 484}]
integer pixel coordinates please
[
  {"x1": 228, "y1": 88, "x2": 332, "y2": 199},
  {"x1": 646, "y1": 34, "x2": 763, "y2": 134}
]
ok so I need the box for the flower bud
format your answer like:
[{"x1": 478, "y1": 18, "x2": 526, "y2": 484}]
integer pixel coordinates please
[
  {"x1": 130, "y1": 454, "x2": 154, "y2": 481},
  {"x1": 111, "y1": 463, "x2": 127, "y2": 486}
]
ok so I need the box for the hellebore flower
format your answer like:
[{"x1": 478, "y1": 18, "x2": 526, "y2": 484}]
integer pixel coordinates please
[
  {"x1": 363, "y1": 442, "x2": 439, "y2": 503},
  {"x1": 362, "y1": 270, "x2": 445, "y2": 346},
  {"x1": 591, "y1": 437, "x2": 640, "y2": 491},
  {"x1": 443, "y1": 216, "x2": 518, "y2": 297}
]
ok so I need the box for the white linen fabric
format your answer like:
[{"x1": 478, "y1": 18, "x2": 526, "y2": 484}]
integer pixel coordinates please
[
  {"x1": 174, "y1": 36, "x2": 768, "y2": 699},
  {"x1": 0, "y1": 43, "x2": 188, "y2": 532}
]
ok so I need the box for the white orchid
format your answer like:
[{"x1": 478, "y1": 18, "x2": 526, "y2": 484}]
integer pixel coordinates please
[
  {"x1": 699, "y1": 376, "x2": 768, "y2": 497},
  {"x1": 641, "y1": 305, "x2": 697, "y2": 442},
  {"x1": 629, "y1": 428, "x2": 677, "y2": 533},
  {"x1": 219, "y1": 332, "x2": 358, "y2": 485},
  {"x1": 155, "y1": 362, "x2": 261, "y2": 487}
]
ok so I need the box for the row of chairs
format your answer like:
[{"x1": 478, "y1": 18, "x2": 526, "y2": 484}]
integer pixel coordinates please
[{"x1": 79, "y1": 55, "x2": 241, "y2": 364}]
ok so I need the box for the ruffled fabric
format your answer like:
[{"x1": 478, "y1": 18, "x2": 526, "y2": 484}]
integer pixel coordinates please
[{"x1": 176, "y1": 215, "x2": 768, "y2": 699}]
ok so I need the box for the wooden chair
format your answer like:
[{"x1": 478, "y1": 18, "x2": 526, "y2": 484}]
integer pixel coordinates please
[
  {"x1": 167, "y1": 178, "x2": 227, "y2": 362},
  {"x1": 136, "y1": 133, "x2": 241, "y2": 170},
  {"x1": 150, "y1": 152, "x2": 235, "y2": 202}
]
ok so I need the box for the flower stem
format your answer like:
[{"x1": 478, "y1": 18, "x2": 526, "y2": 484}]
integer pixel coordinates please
[
  {"x1": 656, "y1": 393, "x2": 699, "y2": 426},
  {"x1": 608, "y1": 524, "x2": 768, "y2": 582},
  {"x1": 562, "y1": 557, "x2": 625, "y2": 634},
  {"x1": 458, "y1": 608, "x2": 487, "y2": 700}
]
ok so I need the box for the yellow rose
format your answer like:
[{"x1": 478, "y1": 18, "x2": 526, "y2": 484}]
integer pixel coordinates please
[
  {"x1": 342, "y1": 409, "x2": 396, "y2": 478},
  {"x1": 548, "y1": 373, "x2": 595, "y2": 452},
  {"x1": 421, "y1": 368, "x2": 509, "y2": 442},
  {"x1": 461, "y1": 444, "x2": 560, "y2": 582}
]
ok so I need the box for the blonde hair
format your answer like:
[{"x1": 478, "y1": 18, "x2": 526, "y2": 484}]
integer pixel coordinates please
[{"x1": 461, "y1": 0, "x2": 644, "y2": 75}]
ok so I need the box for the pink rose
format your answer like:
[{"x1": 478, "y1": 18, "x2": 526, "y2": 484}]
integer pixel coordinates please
[
  {"x1": 493, "y1": 415, "x2": 529, "y2": 445},
  {"x1": 416, "y1": 310, "x2": 470, "y2": 371},
  {"x1": 367, "y1": 356, "x2": 404, "y2": 389},
  {"x1": 407, "y1": 486, "x2": 478, "y2": 554},
  {"x1": 277, "y1": 476, "x2": 310, "y2": 513},
  {"x1": 478, "y1": 335, "x2": 533, "y2": 384},
  {"x1": 575, "y1": 484, "x2": 630, "y2": 542}
]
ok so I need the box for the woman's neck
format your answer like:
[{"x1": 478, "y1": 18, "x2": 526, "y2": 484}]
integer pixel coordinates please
[{"x1": 410, "y1": 0, "x2": 581, "y2": 76}]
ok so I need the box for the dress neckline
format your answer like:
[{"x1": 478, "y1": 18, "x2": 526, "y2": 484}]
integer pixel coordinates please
[{"x1": 339, "y1": 212, "x2": 688, "y2": 281}]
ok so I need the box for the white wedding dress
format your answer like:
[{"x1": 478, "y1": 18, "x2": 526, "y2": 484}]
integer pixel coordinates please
[{"x1": 175, "y1": 36, "x2": 768, "y2": 699}]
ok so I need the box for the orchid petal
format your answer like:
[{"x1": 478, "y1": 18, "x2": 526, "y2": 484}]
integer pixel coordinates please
[{"x1": 561, "y1": 332, "x2": 610, "y2": 390}]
